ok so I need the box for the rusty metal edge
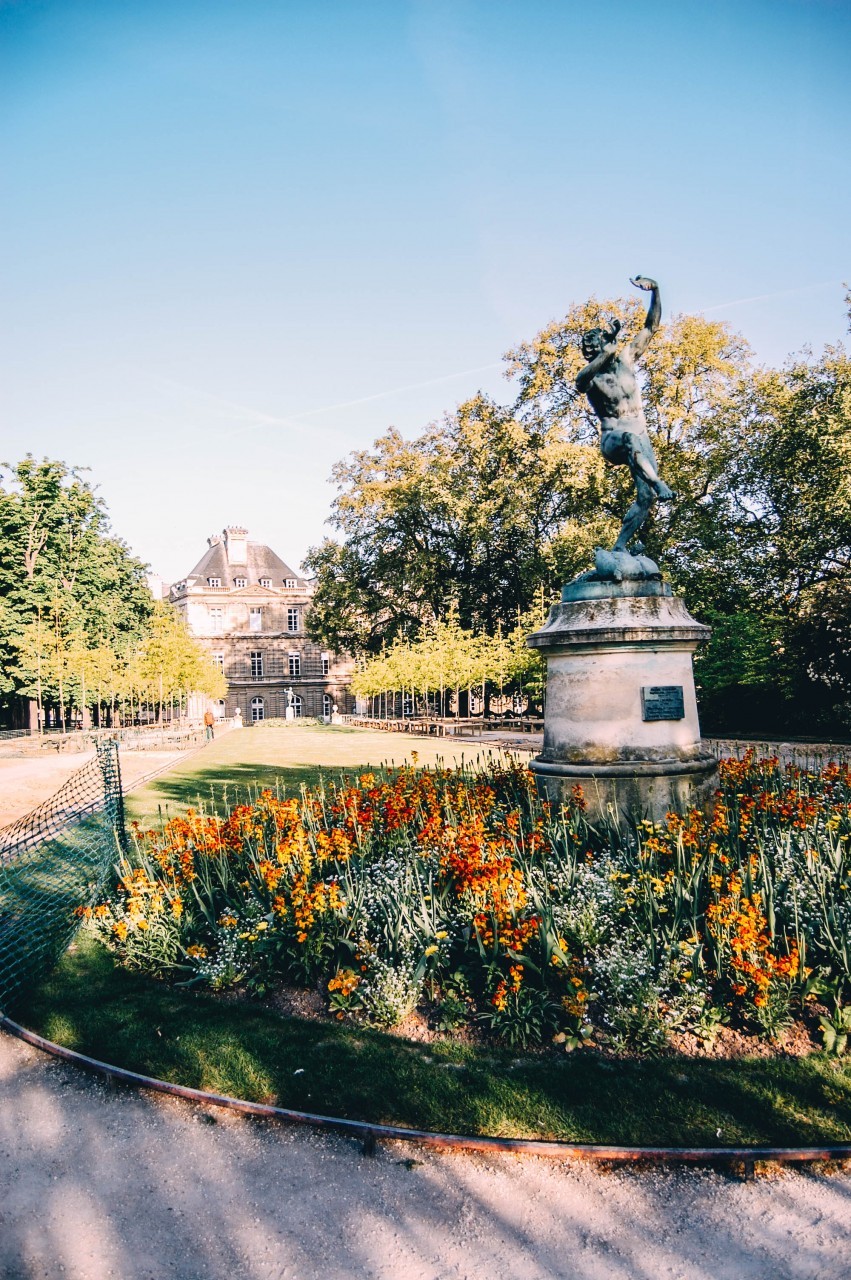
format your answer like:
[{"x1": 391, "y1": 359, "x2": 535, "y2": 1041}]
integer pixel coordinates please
[{"x1": 3, "y1": 1015, "x2": 851, "y2": 1167}]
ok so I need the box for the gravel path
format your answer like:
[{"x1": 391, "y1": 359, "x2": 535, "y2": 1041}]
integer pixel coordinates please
[
  {"x1": 0, "y1": 751, "x2": 188, "y2": 828},
  {"x1": 2, "y1": 1032, "x2": 850, "y2": 1279}
]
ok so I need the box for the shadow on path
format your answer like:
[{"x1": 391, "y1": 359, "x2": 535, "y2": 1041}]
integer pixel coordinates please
[{"x1": 2, "y1": 1031, "x2": 850, "y2": 1280}]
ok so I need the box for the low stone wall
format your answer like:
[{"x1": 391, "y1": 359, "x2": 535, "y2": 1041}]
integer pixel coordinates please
[{"x1": 704, "y1": 738, "x2": 850, "y2": 766}]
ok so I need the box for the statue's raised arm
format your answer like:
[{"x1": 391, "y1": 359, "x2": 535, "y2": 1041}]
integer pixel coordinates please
[{"x1": 626, "y1": 276, "x2": 661, "y2": 361}]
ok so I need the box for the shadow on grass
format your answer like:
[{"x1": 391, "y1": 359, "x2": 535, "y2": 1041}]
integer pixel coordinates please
[
  {"x1": 126, "y1": 762, "x2": 376, "y2": 822},
  {"x1": 16, "y1": 936, "x2": 851, "y2": 1148}
]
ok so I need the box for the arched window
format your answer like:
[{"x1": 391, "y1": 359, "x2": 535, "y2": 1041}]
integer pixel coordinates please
[
  {"x1": 250, "y1": 696, "x2": 265, "y2": 723},
  {"x1": 292, "y1": 695, "x2": 302, "y2": 718},
  {"x1": 322, "y1": 694, "x2": 332, "y2": 719}
]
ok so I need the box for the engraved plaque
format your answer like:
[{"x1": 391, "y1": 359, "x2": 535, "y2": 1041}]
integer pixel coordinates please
[{"x1": 641, "y1": 685, "x2": 685, "y2": 721}]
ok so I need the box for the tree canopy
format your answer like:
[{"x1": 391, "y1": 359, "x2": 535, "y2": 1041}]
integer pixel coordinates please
[
  {"x1": 0, "y1": 456, "x2": 223, "y2": 727},
  {"x1": 308, "y1": 290, "x2": 851, "y2": 734}
]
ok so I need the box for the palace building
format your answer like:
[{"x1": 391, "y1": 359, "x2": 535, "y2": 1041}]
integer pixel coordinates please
[{"x1": 170, "y1": 526, "x2": 353, "y2": 723}]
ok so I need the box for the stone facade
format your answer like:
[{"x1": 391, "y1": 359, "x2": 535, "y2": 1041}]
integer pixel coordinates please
[{"x1": 170, "y1": 526, "x2": 353, "y2": 723}]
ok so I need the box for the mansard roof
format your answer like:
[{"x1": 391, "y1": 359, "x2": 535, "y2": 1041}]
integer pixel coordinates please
[{"x1": 186, "y1": 535, "x2": 304, "y2": 588}]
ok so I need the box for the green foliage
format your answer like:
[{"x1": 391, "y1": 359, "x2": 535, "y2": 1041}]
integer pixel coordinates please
[
  {"x1": 304, "y1": 395, "x2": 613, "y2": 653},
  {"x1": 21, "y1": 932, "x2": 851, "y2": 1146},
  {"x1": 126, "y1": 601, "x2": 227, "y2": 711},
  {"x1": 0, "y1": 455, "x2": 223, "y2": 726},
  {"x1": 819, "y1": 1005, "x2": 851, "y2": 1056},
  {"x1": 349, "y1": 601, "x2": 547, "y2": 714},
  {"x1": 307, "y1": 290, "x2": 851, "y2": 733},
  {"x1": 480, "y1": 985, "x2": 561, "y2": 1050},
  {"x1": 0, "y1": 456, "x2": 153, "y2": 723}
]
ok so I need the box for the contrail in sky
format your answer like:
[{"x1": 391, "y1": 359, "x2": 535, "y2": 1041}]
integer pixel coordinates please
[
  {"x1": 698, "y1": 280, "x2": 838, "y2": 314},
  {"x1": 287, "y1": 362, "x2": 503, "y2": 420},
  {"x1": 139, "y1": 282, "x2": 843, "y2": 440},
  {"x1": 134, "y1": 360, "x2": 503, "y2": 438},
  {"x1": 226, "y1": 361, "x2": 503, "y2": 437}
]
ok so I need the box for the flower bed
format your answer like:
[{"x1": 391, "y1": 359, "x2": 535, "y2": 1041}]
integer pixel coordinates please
[{"x1": 81, "y1": 751, "x2": 851, "y2": 1055}]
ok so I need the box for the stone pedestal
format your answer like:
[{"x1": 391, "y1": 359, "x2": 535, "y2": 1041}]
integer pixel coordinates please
[
  {"x1": 285, "y1": 706, "x2": 295, "y2": 722},
  {"x1": 527, "y1": 584, "x2": 717, "y2": 824}
]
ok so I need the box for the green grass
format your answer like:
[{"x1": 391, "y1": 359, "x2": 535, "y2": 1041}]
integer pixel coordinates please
[
  {"x1": 15, "y1": 933, "x2": 851, "y2": 1148},
  {"x1": 125, "y1": 723, "x2": 527, "y2": 824},
  {"x1": 0, "y1": 810, "x2": 115, "y2": 1008}
]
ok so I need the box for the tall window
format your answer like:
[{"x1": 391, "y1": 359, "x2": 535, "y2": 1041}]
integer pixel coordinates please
[
  {"x1": 213, "y1": 652, "x2": 224, "y2": 672},
  {"x1": 234, "y1": 577, "x2": 247, "y2": 589},
  {"x1": 249, "y1": 607, "x2": 262, "y2": 632},
  {"x1": 291, "y1": 694, "x2": 303, "y2": 718},
  {"x1": 287, "y1": 607, "x2": 299, "y2": 632},
  {"x1": 288, "y1": 653, "x2": 301, "y2": 677},
  {"x1": 323, "y1": 694, "x2": 332, "y2": 718},
  {"x1": 208, "y1": 577, "x2": 221, "y2": 588},
  {"x1": 250, "y1": 650, "x2": 263, "y2": 679},
  {"x1": 210, "y1": 607, "x2": 224, "y2": 634},
  {"x1": 321, "y1": 653, "x2": 330, "y2": 676},
  {"x1": 251, "y1": 696, "x2": 265, "y2": 723}
]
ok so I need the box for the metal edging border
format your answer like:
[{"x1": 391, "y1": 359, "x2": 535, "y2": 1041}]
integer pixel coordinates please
[{"x1": 3, "y1": 1016, "x2": 851, "y2": 1170}]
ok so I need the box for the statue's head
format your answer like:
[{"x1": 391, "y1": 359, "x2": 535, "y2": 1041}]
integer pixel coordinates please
[
  {"x1": 581, "y1": 322, "x2": 621, "y2": 360},
  {"x1": 581, "y1": 327, "x2": 606, "y2": 359}
]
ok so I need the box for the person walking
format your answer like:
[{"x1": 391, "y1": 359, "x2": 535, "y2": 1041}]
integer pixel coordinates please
[{"x1": 203, "y1": 708, "x2": 215, "y2": 741}]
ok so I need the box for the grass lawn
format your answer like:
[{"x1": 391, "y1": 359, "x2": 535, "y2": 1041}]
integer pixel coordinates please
[
  {"x1": 125, "y1": 722, "x2": 527, "y2": 824},
  {"x1": 15, "y1": 933, "x2": 851, "y2": 1148}
]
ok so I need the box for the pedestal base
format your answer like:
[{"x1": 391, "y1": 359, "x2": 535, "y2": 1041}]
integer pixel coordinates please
[
  {"x1": 529, "y1": 754, "x2": 718, "y2": 824},
  {"x1": 527, "y1": 586, "x2": 717, "y2": 825}
]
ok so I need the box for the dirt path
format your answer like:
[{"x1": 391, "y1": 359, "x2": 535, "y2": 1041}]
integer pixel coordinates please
[
  {"x1": 1, "y1": 1032, "x2": 849, "y2": 1280},
  {"x1": 0, "y1": 750, "x2": 188, "y2": 827}
]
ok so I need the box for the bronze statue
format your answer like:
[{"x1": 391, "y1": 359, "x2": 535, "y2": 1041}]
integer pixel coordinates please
[{"x1": 576, "y1": 276, "x2": 674, "y2": 553}]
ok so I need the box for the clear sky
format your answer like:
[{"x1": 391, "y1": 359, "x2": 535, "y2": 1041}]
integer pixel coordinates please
[{"x1": 2, "y1": 0, "x2": 849, "y2": 582}]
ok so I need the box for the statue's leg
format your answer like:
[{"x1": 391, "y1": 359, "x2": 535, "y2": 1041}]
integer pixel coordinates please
[
  {"x1": 612, "y1": 475, "x2": 654, "y2": 552},
  {"x1": 624, "y1": 434, "x2": 675, "y2": 501}
]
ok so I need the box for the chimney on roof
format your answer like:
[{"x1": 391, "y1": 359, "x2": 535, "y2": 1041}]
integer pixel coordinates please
[
  {"x1": 207, "y1": 533, "x2": 222, "y2": 547},
  {"x1": 223, "y1": 526, "x2": 248, "y2": 564}
]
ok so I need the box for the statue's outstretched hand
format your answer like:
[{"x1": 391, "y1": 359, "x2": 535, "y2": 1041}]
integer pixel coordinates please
[{"x1": 630, "y1": 275, "x2": 658, "y2": 292}]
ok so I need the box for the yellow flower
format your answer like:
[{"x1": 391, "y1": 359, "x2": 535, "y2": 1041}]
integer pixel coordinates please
[
  {"x1": 256, "y1": 921, "x2": 269, "y2": 931},
  {"x1": 424, "y1": 944, "x2": 439, "y2": 957}
]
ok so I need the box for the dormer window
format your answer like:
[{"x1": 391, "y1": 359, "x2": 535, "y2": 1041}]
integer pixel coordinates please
[
  {"x1": 285, "y1": 578, "x2": 297, "y2": 589},
  {"x1": 234, "y1": 577, "x2": 247, "y2": 589},
  {"x1": 208, "y1": 577, "x2": 221, "y2": 588},
  {"x1": 259, "y1": 577, "x2": 272, "y2": 589}
]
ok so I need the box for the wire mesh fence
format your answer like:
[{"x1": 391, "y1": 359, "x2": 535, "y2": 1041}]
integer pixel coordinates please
[{"x1": 0, "y1": 740, "x2": 126, "y2": 1014}]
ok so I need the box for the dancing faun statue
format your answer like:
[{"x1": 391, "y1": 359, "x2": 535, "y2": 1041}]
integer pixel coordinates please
[{"x1": 576, "y1": 276, "x2": 674, "y2": 556}]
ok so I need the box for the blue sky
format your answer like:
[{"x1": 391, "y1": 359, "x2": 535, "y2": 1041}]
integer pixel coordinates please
[{"x1": 1, "y1": 0, "x2": 849, "y2": 581}]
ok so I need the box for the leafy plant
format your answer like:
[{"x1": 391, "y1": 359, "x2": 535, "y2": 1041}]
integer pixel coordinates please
[
  {"x1": 819, "y1": 1005, "x2": 851, "y2": 1055},
  {"x1": 481, "y1": 985, "x2": 560, "y2": 1050}
]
